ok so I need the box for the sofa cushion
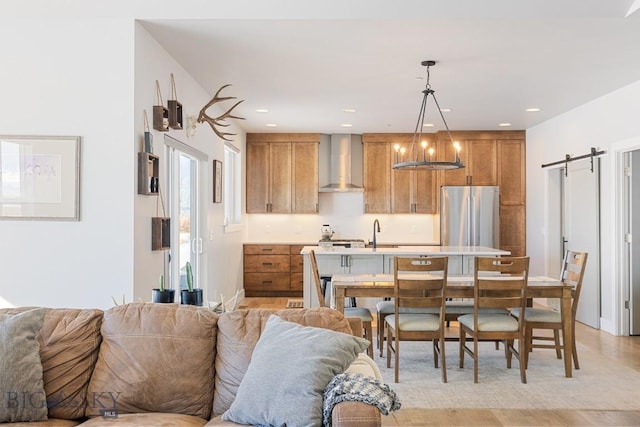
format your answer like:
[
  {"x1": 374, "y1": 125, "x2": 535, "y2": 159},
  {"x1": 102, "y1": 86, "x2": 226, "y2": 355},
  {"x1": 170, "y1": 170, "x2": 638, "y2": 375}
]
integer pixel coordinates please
[
  {"x1": 0, "y1": 308, "x2": 48, "y2": 422},
  {"x1": 85, "y1": 303, "x2": 217, "y2": 419},
  {"x1": 0, "y1": 307, "x2": 103, "y2": 420},
  {"x1": 221, "y1": 315, "x2": 369, "y2": 427},
  {"x1": 212, "y1": 307, "x2": 353, "y2": 417}
]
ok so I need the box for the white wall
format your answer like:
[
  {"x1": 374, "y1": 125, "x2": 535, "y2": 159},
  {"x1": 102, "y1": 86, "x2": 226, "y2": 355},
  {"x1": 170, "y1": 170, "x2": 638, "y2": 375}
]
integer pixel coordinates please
[
  {"x1": 0, "y1": 17, "x2": 135, "y2": 309},
  {"x1": 0, "y1": 15, "x2": 247, "y2": 310},
  {"x1": 527, "y1": 79, "x2": 640, "y2": 335},
  {"x1": 133, "y1": 24, "x2": 246, "y2": 305}
]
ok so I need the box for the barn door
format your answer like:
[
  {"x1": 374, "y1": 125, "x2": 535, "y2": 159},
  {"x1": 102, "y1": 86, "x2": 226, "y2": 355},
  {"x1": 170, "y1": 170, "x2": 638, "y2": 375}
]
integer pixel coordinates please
[{"x1": 561, "y1": 158, "x2": 601, "y2": 329}]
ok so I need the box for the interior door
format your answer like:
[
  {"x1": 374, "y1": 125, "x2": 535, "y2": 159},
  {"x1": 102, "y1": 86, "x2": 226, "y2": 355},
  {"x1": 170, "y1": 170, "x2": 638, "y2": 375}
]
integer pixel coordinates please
[{"x1": 562, "y1": 158, "x2": 601, "y2": 329}]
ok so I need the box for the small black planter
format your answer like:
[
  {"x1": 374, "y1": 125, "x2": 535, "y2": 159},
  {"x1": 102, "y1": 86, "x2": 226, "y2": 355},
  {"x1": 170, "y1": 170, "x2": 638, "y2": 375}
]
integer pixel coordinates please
[
  {"x1": 180, "y1": 289, "x2": 203, "y2": 306},
  {"x1": 152, "y1": 289, "x2": 175, "y2": 303}
]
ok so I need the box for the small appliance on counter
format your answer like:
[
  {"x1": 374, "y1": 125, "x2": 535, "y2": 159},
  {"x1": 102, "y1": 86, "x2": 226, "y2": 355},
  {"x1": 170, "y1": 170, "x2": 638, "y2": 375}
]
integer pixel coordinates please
[
  {"x1": 320, "y1": 224, "x2": 335, "y2": 241},
  {"x1": 318, "y1": 224, "x2": 366, "y2": 248}
]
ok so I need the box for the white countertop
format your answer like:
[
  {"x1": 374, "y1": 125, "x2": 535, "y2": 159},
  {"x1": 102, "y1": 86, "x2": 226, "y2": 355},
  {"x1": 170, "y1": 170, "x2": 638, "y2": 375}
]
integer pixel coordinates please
[{"x1": 300, "y1": 245, "x2": 510, "y2": 256}]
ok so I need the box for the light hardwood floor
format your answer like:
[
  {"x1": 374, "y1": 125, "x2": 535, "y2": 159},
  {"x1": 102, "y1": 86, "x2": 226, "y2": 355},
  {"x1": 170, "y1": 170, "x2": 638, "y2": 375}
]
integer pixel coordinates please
[{"x1": 241, "y1": 297, "x2": 640, "y2": 426}]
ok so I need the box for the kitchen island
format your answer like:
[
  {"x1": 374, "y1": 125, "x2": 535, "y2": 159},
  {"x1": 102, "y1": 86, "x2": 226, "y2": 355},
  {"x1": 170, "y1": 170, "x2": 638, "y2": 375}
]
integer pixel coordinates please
[{"x1": 300, "y1": 245, "x2": 510, "y2": 307}]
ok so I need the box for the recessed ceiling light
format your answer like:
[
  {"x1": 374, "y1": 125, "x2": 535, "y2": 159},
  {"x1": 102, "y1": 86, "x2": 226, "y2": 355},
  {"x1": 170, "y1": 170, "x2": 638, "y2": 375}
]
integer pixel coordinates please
[
  {"x1": 422, "y1": 123, "x2": 435, "y2": 127},
  {"x1": 498, "y1": 123, "x2": 511, "y2": 127},
  {"x1": 266, "y1": 123, "x2": 277, "y2": 127},
  {"x1": 255, "y1": 109, "x2": 269, "y2": 113},
  {"x1": 440, "y1": 108, "x2": 452, "y2": 113},
  {"x1": 342, "y1": 108, "x2": 356, "y2": 113},
  {"x1": 341, "y1": 124, "x2": 353, "y2": 128},
  {"x1": 525, "y1": 107, "x2": 541, "y2": 112}
]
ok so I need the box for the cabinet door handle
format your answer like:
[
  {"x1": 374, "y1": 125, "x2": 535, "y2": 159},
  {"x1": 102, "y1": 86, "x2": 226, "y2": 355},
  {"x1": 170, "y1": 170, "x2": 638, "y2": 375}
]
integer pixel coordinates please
[
  {"x1": 262, "y1": 280, "x2": 273, "y2": 284},
  {"x1": 262, "y1": 262, "x2": 273, "y2": 266},
  {"x1": 261, "y1": 248, "x2": 273, "y2": 252}
]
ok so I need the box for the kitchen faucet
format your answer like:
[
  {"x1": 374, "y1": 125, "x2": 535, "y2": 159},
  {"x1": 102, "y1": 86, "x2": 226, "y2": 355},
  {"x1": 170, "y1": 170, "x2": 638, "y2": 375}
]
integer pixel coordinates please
[{"x1": 372, "y1": 219, "x2": 381, "y2": 250}]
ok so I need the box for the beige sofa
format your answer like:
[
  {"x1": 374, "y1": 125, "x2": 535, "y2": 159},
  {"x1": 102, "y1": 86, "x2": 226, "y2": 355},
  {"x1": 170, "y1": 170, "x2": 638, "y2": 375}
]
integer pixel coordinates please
[{"x1": 0, "y1": 304, "x2": 382, "y2": 426}]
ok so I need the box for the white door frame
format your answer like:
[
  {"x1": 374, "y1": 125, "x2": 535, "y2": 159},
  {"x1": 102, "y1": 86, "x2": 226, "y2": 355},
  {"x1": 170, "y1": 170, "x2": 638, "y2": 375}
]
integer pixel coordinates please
[{"x1": 612, "y1": 137, "x2": 640, "y2": 336}]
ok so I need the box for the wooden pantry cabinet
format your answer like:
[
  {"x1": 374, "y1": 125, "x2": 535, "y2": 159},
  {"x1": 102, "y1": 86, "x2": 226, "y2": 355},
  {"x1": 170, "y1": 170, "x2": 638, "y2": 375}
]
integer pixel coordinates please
[
  {"x1": 497, "y1": 138, "x2": 526, "y2": 256},
  {"x1": 362, "y1": 134, "x2": 438, "y2": 214},
  {"x1": 246, "y1": 134, "x2": 319, "y2": 214},
  {"x1": 243, "y1": 244, "x2": 307, "y2": 297}
]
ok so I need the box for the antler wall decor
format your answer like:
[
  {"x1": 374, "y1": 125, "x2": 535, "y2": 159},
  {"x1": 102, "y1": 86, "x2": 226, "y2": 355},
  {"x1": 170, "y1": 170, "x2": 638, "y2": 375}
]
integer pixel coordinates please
[{"x1": 197, "y1": 84, "x2": 245, "y2": 141}]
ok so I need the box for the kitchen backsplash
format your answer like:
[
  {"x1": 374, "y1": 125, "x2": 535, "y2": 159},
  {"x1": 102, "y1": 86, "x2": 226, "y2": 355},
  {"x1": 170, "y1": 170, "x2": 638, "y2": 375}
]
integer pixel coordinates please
[{"x1": 246, "y1": 192, "x2": 440, "y2": 244}]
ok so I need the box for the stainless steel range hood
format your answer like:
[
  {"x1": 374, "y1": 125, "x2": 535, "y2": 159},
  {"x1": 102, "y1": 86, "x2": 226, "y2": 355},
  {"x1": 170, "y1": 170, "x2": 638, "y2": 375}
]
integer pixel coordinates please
[{"x1": 319, "y1": 134, "x2": 364, "y2": 192}]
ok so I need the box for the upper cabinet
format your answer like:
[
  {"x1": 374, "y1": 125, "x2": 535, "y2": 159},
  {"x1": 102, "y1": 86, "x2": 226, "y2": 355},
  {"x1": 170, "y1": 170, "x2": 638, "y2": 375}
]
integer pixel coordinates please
[
  {"x1": 362, "y1": 133, "x2": 438, "y2": 214},
  {"x1": 246, "y1": 134, "x2": 319, "y2": 214},
  {"x1": 362, "y1": 139, "x2": 392, "y2": 213},
  {"x1": 439, "y1": 132, "x2": 498, "y2": 186}
]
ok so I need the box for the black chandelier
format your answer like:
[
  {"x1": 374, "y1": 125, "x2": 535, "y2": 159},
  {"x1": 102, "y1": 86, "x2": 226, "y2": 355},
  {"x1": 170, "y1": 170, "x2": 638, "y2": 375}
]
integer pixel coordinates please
[{"x1": 392, "y1": 60, "x2": 464, "y2": 171}]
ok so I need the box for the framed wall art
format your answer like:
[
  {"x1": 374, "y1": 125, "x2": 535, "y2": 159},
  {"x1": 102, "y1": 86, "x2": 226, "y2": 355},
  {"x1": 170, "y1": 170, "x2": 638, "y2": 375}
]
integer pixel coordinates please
[
  {"x1": 0, "y1": 135, "x2": 81, "y2": 220},
  {"x1": 213, "y1": 159, "x2": 222, "y2": 203}
]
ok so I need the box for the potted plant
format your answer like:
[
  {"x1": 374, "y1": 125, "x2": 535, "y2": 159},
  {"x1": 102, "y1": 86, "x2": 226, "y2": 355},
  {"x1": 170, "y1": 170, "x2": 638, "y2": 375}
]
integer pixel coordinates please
[
  {"x1": 152, "y1": 274, "x2": 175, "y2": 303},
  {"x1": 180, "y1": 262, "x2": 203, "y2": 306}
]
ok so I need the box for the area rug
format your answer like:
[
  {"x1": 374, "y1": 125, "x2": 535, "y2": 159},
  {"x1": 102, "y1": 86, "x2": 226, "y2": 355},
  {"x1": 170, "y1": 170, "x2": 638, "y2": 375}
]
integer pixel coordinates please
[
  {"x1": 286, "y1": 299, "x2": 304, "y2": 308},
  {"x1": 374, "y1": 340, "x2": 640, "y2": 410}
]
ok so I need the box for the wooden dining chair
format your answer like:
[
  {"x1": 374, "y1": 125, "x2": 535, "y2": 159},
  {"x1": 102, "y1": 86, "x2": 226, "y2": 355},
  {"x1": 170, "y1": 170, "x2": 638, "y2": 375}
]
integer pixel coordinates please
[
  {"x1": 458, "y1": 256, "x2": 530, "y2": 383},
  {"x1": 309, "y1": 250, "x2": 374, "y2": 358},
  {"x1": 385, "y1": 256, "x2": 448, "y2": 383},
  {"x1": 511, "y1": 251, "x2": 588, "y2": 370}
]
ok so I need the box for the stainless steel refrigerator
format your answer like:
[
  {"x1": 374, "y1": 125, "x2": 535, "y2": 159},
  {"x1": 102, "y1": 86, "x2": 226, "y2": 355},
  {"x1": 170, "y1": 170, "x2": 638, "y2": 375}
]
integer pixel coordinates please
[{"x1": 440, "y1": 186, "x2": 500, "y2": 247}]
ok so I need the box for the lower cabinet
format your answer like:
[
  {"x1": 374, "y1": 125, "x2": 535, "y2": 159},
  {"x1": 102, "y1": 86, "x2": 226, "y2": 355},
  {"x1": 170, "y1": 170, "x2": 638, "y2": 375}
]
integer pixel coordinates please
[{"x1": 243, "y1": 244, "x2": 308, "y2": 297}]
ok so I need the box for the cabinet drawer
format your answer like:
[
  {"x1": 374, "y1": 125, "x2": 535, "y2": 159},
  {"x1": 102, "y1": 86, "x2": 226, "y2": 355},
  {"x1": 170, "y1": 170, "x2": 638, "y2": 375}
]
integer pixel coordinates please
[
  {"x1": 244, "y1": 273, "x2": 291, "y2": 291},
  {"x1": 290, "y1": 272, "x2": 303, "y2": 291},
  {"x1": 244, "y1": 244, "x2": 290, "y2": 255},
  {"x1": 290, "y1": 254, "x2": 304, "y2": 272},
  {"x1": 244, "y1": 255, "x2": 290, "y2": 272}
]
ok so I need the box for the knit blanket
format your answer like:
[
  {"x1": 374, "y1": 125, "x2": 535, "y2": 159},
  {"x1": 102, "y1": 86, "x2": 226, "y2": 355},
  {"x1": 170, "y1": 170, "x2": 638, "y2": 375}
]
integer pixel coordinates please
[{"x1": 323, "y1": 372, "x2": 401, "y2": 426}]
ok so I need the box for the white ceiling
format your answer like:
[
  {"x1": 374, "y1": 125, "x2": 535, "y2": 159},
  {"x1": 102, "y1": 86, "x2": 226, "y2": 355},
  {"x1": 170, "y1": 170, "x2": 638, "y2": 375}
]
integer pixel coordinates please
[{"x1": 141, "y1": 0, "x2": 640, "y2": 135}]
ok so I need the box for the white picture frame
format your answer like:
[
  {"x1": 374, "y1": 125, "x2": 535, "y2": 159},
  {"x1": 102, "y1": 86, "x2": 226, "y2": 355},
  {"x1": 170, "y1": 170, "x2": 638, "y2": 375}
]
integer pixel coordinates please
[{"x1": 0, "y1": 135, "x2": 81, "y2": 220}]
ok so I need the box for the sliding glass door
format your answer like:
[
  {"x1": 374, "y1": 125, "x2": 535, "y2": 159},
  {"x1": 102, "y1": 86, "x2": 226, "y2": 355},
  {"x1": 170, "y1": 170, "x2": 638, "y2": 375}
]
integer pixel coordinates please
[{"x1": 165, "y1": 136, "x2": 207, "y2": 298}]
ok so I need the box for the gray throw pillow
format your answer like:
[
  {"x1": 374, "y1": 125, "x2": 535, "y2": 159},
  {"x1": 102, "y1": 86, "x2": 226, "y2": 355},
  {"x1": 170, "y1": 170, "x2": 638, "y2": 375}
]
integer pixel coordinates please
[
  {"x1": 222, "y1": 314, "x2": 369, "y2": 427},
  {"x1": 0, "y1": 308, "x2": 47, "y2": 422}
]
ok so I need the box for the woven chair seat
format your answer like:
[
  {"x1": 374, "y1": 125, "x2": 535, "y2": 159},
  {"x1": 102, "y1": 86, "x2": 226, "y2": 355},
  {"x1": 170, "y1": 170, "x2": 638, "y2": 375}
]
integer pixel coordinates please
[
  {"x1": 344, "y1": 307, "x2": 374, "y2": 322},
  {"x1": 458, "y1": 313, "x2": 519, "y2": 332},
  {"x1": 385, "y1": 313, "x2": 441, "y2": 332},
  {"x1": 511, "y1": 307, "x2": 561, "y2": 323}
]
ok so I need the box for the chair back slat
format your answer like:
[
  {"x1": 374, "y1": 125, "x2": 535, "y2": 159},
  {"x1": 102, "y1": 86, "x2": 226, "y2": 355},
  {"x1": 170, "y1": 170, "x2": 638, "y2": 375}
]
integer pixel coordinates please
[
  {"x1": 560, "y1": 251, "x2": 588, "y2": 315},
  {"x1": 394, "y1": 257, "x2": 448, "y2": 310},
  {"x1": 474, "y1": 256, "x2": 530, "y2": 311}
]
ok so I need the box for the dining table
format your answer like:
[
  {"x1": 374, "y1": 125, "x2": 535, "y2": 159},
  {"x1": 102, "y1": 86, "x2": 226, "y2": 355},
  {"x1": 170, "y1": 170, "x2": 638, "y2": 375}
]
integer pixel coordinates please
[{"x1": 330, "y1": 273, "x2": 575, "y2": 378}]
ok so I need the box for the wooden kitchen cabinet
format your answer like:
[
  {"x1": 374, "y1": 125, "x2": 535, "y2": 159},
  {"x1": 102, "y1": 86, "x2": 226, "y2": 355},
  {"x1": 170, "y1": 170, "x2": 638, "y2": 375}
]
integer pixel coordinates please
[
  {"x1": 498, "y1": 139, "x2": 526, "y2": 256},
  {"x1": 362, "y1": 133, "x2": 438, "y2": 214},
  {"x1": 289, "y1": 244, "x2": 306, "y2": 291},
  {"x1": 439, "y1": 133, "x2": 497, "y2": 186},
  {"x1": 246, "y1": 141, "x2": 291, "y2": 213},
  {"x1": 243, "y1": 244, "x2": 310, "y2": 296},
  {"x1": 362, "y1": 140, "x2": 391, "y2": 213},
  {"x1": 246, "y1": 134, "x2": 319, "y2": 214},
  {"x1": 291, "y1": 142, "x2": 319, "y2": 213}
]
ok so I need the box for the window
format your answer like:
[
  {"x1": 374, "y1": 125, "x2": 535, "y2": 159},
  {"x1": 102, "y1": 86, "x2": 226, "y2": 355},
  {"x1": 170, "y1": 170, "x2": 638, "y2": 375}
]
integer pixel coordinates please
[{"x1": 224, "y1": 143, "x2": 242, "y2": 230}]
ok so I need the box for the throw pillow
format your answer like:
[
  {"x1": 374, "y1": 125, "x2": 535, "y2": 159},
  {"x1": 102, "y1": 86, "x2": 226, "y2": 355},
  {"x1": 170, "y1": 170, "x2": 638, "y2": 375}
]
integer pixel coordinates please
[
  {"x1": 0, "y1": 308, "x2": 48, "y2": 422},
  {"x1": 222, "y1": 314, "x2": 369, "y2": 427}
]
